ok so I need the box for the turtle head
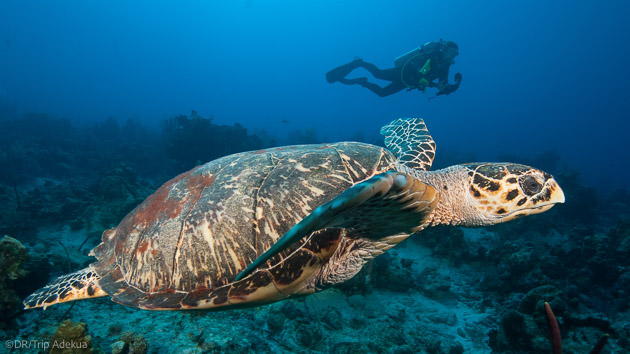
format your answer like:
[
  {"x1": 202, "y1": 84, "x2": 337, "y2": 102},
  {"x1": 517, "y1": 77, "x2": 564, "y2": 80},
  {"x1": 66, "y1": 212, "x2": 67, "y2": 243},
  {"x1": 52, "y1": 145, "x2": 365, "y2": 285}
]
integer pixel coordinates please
[{"x1": 460, "y1": 163, "x2": 564, "y2": 225}]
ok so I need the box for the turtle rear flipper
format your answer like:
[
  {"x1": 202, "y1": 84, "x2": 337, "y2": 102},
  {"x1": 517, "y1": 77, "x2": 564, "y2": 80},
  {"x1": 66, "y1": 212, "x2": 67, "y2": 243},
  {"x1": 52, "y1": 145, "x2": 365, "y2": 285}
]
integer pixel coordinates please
[
  {"x1": 235, "y1": 171, "x2": 438, "y2": 281},
  {"x1": 24, "y1": 267, "x2": 107, "y2": 310}
]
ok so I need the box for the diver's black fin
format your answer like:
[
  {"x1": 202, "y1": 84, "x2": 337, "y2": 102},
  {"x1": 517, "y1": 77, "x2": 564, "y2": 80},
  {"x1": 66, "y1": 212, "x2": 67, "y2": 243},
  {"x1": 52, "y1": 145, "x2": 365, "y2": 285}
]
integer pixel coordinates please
[{"x1": 325, "y1": 58, "x2": 363, "y2": 83}]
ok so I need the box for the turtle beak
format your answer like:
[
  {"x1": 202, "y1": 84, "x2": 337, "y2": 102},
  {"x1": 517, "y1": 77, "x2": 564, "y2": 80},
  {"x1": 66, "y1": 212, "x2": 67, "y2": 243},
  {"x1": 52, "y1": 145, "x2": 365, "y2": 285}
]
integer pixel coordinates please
[
  {"x1": 546, "y1": 178, "x2": 565, "y2": 205},
  {"x1": 552, "y1": 184, "x2": 565, "y2": 204},
  {"x1": 530, "y1": 179, "x2": 564, "y2": 214}
]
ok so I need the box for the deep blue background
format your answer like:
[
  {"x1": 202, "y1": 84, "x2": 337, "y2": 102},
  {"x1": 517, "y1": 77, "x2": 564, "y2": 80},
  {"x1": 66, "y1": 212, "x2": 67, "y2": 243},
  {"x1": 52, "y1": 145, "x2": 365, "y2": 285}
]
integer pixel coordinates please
[{"x1": 1, "y1": 1, "x2": 628, "y2": 191}]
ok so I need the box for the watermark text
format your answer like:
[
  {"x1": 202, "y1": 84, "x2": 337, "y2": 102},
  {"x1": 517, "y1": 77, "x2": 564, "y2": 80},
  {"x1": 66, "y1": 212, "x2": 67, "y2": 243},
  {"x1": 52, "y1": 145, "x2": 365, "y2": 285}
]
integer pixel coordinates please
[{"x1": 6, "y1": 339, "x2": 88, "y2": 350}]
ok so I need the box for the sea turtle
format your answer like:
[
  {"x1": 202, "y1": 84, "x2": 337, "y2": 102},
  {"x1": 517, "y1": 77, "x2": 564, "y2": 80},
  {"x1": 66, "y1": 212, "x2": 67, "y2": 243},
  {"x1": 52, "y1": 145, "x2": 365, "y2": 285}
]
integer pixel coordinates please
[{"x1": 24, "y1": 118, "x2": 564, "y2": 311}]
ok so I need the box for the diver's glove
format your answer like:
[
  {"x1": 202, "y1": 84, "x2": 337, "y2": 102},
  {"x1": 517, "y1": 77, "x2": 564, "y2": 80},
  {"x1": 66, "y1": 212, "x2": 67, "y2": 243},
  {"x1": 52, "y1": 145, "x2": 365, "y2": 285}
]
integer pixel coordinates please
[{"x1": 437, "y1": 80, "x2": 461, "y2": 96}]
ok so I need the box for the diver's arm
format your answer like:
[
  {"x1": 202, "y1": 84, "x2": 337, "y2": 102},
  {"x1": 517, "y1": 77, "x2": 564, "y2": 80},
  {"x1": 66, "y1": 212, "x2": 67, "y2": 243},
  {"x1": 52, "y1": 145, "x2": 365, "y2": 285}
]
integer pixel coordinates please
[
  {"x1": 426, "y1": 60, "x2": 450, "y2": 88},
  {"x1": 435, "y1": 72, "x2": 462, "y2": 96},
  {"x1": 438, "y1": 65, "x2": 451, "y2": 85}
]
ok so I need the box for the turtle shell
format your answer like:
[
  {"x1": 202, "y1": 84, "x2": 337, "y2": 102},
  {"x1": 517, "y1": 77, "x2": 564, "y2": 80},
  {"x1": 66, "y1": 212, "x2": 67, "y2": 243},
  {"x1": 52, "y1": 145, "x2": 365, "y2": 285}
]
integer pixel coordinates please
[{"x1": 91, "y1": 142, "x2": 397, "y2": 309}]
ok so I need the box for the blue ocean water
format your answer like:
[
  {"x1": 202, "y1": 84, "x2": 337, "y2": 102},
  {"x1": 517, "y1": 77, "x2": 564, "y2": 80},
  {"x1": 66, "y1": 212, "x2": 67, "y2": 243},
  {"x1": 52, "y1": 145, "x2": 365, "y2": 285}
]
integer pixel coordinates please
[
  {"x1": 1, "y1": 1, "x2": 628, "y2": 191},
  {"x1": 1, "y1": 1, "x2": 629, "y2": 353}
]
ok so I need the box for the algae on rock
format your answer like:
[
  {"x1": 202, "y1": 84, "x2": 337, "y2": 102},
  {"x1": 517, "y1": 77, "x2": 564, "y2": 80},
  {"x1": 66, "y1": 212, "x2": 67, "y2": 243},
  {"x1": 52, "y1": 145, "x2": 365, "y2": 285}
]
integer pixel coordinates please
[
  {"x1": 0, "y1": 235, "x2": 29, "y2": 325},
  {"x1": 49, "y1": 319, "x2": 94, "y2": 354}
]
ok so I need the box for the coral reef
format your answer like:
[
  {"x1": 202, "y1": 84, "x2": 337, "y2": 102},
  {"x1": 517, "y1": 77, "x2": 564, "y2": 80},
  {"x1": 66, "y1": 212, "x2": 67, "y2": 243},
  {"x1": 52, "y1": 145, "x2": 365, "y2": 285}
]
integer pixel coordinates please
[
  {"x1": 110, "y1": 331, "x2": 149, "y2": 354},
  {"x1": 162, "y1": 112, "x2": 266, "y2": 171},
  {"x1": 49, "y1": 319, "x2": 94, "y2": 354},
  {"x1": 0, "y1": 236, "x2": 29, "y2": 327}
]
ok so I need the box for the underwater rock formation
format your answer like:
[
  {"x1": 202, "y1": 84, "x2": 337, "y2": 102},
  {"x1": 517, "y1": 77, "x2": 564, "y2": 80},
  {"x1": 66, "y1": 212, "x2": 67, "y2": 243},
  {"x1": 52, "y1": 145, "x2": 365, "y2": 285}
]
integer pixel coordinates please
[
  {"x1": 489, "y1": 284, "x2": 615, "y2": 352},
  {"x1": 49, "y1": 319, "x2": 94, "y2": 354},
  {"x1": 0, "y1": 236, "x2": 29, "y2": 326},
  {"x1": 0, "y1": 236, "x2": 28, "y2": 282},
  {"x1": 489, "y1": 286, "x2": 562, "y2": 352},
  {"x1": 162, "y1": 112, "x2": 266, "y2": 170},
  {"x1": 88, "y1": 164, "x2": 155, "y2": 233},
  {"x1": 111, "y1": 331, "x2": 149, "y2": 354}
]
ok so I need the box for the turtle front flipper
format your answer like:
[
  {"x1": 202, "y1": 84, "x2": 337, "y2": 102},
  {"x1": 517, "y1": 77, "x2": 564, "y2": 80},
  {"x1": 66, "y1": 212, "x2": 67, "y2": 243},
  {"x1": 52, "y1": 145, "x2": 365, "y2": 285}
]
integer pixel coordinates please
[
  {"x1": 235, "y1": 171, "x2": 438, "y2": 281},
  {"x1": 24, "y1": 267, "x2": 107, "y2": 310}
]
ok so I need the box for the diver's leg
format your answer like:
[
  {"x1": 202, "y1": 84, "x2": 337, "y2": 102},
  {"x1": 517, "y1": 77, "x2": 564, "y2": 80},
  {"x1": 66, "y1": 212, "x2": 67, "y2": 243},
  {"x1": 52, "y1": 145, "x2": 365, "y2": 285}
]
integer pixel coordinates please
[
  {"x1": 356, "y1": 63, "x2": 400, "y2": 82},
  {"x1": 340, "y1": 78, "x2": 405, "y2": 97},
  {"x1": 339, "y1": 77, "x2": 368, "y2": 86},
  {"x1": 363, "y1": 81, "x2": 406, "y2": 97}
]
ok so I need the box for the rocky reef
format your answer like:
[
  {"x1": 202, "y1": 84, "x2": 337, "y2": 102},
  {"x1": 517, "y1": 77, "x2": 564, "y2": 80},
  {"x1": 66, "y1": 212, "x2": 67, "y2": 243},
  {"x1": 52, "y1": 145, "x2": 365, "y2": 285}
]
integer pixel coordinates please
[
  {"x1": 0, "y1": 236, "x2": 29, "y2": 327},
  {"x1": 49, "y1": 320, "x2": 95, "y2": 354}
]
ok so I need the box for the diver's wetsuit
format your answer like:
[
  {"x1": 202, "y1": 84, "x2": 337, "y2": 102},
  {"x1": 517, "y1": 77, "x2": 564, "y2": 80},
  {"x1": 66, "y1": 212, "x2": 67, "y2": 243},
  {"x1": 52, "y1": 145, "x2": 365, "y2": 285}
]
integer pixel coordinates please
[
  {"x1": 327, "y1": 40, "x2": 461, "y2": 98},
  {"x1": 338, "y1": 61, "x2": 406, "y2": 97}
]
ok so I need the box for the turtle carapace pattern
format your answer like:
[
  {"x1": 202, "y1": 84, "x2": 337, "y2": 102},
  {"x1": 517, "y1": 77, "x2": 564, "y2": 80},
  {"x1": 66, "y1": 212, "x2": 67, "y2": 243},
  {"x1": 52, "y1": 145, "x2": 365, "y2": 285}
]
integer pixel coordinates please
[{"x1": 24, "y1": 118, "x2": 565, "y2": 311}]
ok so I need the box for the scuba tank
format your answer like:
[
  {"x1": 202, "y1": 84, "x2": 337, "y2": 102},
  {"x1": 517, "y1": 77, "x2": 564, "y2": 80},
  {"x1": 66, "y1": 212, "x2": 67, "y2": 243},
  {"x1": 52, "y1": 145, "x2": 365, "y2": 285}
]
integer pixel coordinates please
[
  {"x1": 395, "y1": 40, "x2": 455, "y2": 92},
  {"x1": 396, "y1": 41, "x2": 441, "y2": 89},
  {"x1": 394, "y1": 46, "x2": 423, "y2": 68},
  {"x1": 394, "y1": 41, "x2": 441, "y2": 68}
]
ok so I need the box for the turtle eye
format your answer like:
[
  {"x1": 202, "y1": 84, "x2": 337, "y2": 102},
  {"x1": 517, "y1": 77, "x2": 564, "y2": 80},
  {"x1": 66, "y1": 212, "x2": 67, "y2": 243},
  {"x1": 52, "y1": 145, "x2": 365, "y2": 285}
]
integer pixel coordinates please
[{"x1": 519, "y1": 175, "x2": 542, "y2": 196}]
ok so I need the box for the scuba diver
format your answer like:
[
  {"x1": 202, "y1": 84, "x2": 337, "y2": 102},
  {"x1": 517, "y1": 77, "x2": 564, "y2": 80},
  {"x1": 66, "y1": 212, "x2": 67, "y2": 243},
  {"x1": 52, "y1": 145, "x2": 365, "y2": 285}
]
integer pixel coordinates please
[{"x1": 326, "y1": 39, "x2": 462, "y2": 98}]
